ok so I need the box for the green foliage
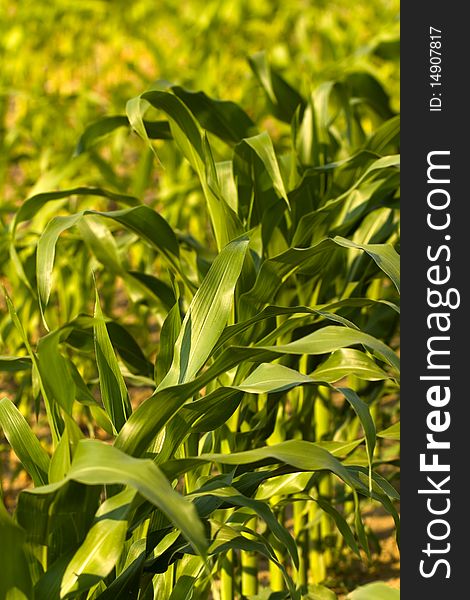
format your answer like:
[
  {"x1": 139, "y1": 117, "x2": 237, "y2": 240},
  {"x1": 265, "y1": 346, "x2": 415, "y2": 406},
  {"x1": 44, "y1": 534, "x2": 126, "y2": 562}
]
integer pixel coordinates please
[{"x1": 1, "y1": 1, "x2": 399, "y2": 598}]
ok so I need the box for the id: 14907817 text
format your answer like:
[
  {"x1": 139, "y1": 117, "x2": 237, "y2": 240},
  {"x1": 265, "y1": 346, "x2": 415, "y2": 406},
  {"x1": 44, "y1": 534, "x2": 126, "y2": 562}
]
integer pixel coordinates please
[{"x1": 429, "y1": 26, "x2": 442, "y2": 112}]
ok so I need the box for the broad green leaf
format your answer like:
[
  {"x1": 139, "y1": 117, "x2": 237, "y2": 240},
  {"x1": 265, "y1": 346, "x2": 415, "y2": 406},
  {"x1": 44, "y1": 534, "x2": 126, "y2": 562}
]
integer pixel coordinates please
[
  {"x1": 74, "y1": 116, "x2": 172, "y2": 155},
  {"x1": 60, "y1": 489, "x2": 136, "y2": 598},
  {"x1": 94, "y1": 291, "x2": 132, "y2": 432},
  {"x1": 92, "y1": 549, "x2": 146, "y2": 600},
  {"x1": 336, "y1": 387, "x2": 376, "y2": 492},
  {"x1": 36, "y1": 205, "x2": 181, "y2": 310},
  {"x1": 13, "y1": 187, "x2": 140, "y2": 230},
  {"x1": 0, "y1": 502, "x2": 33, "y2": 600},
  {"x1": 190, "y1": 485, "x2": 298, "y2": 568},
  {"x1": 0, "y1": 356, "x2": 32, "y2": 372},
  {"x1": 75, "y1": 115, "x2": 129, "y2": 154},
  {"x1": 308, "y1": 496, "x2": 360, "y2": 558},
  {"x1": 344, "y1": 72, "x2": 394, "y2": 120},
  {"x1": 249, "y1": 52, "x2": 305, "y2": 123},
  {"x1": 172, "y1": 86, "x2": 257, "y2": 144},
  {"x1": 167, "y1": 575, "x2": 196, "y2": 600},
  {"x1": 366, "y1": 115, "x2": 400, "y2": 153},
  {"x1": 377, "y1": 422, "x2": 400, "y2": 440},
  {"x1": 307, "y1": 584, "x2": 338, "y2": 600},
  {"x1": 333, "y1": 236, "x2": 400, "y2": 293},
  {"x1": 236, "y1": 363, "x2": 313, "y2": 394},
  {"x1": 168, "y1": 441, "x2": 358, "y2": 491},
  {"x1": 159, "y1": 236, "x2": 249, "y2": 388},
  {"x1": 37, "y1": 329, "x2": 76, "y2": 414},
  {"x1": 127, "y1": 271, "x2": 176, "y2": 312},
  {"x1": 235, "y1": 131, "x2": 288, "y2": 204},
  {"x1": 256, "y1": 472, "x2": 314, "y2": 500},
  {"x1": 347, "y1": 582, "x2": 399, "y2": 600},
  {"x1": 263, "y1": 325, "x2": 399, "y2": 373},
  {"x1": 105, "y1": 320, "x2": 153, "y2": 378},
  {"x1": 115, "y1": 336, "x2": 394, "y2": 458},
  {"x1": 0, "y1": 397, "x2": 50, "y2": 486},
  {"x1": 155, "y1": 301, "x2": 181, "y2": 386},
  {"x1": 312, "y1": 348, "x2": 389, "y2": 382},
  {"x1": 49, "y1": 415, "x2": 84, "y2": 483},
  {"x1": 3, "y1": 290, "x2": 63, "y2": 445},
  {"x1": 217, "y1": 301, "x2": 396, "y2": 350},
  {"x1": 129, "y1": 90, "x2": 242, "y2": 249},
  {"x1": 207, "y1": 524, "x2": 298, "y2": 599},
  {"x1": 25, "y1": 440, "x2": 208, "y2": 558},
  {"x1": 16, "y1": 480, "x2": 101, "y2": 562},
  {"x1": 116, "y1": 358, "x2": 308, "y2": 457},
  {"x1": 36, "y1": 213, "x2": 83, "y2": 311},
  {"x1": 78, "y1": 217, "x2": 124, "y2": 275}
]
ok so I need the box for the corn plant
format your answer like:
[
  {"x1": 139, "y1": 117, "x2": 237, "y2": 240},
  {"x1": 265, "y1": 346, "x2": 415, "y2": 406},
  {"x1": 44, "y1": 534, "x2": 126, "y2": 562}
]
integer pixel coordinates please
[{"x1": 0, "y1": 55, "x2": 399, "y2": 600}]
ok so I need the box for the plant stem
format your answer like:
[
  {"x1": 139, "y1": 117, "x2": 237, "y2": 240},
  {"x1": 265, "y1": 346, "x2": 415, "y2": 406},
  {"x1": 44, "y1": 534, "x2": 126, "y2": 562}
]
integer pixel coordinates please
[
  {"x1": 293, "y1": 500, "x2": 308, "y2": 588},
  {"x1": 308, "y1": 502, "x2": 326, "y2": 584},
  {"x1": 241, "y1": 518, "x2": 258, "y2": 596},
  {"x1": 309, "y1": 388, "x2": 331, "y2": 582},
  {"x1": 221, "y1": 550, "x2": 234, "y2": 600},
  {"x1": 269, "y1": 551, "x2": 285, "y2": 592},
  {"x1": 269, "y1": 498, "x2": 285, "y2": 591}
]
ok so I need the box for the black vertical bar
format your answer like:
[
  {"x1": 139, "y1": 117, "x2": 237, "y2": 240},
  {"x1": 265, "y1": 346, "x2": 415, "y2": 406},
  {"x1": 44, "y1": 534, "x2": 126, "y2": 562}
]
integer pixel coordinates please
[{"x1": 402, "y1": 4, "x2": 467, "y2": 597}]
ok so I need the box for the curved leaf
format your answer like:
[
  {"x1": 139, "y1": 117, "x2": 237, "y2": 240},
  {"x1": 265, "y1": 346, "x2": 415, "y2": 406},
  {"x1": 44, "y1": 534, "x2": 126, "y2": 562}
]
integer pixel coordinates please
[
  {"x1": 347, "y1": 582, "x2": 399, "y2": 600},
  {"x1": 159, "y1": 235, "x2": 249, "y2": 388},
  {"x1": 25, "y1": 440, "x2": 208, "y2": 559},
  {"x1": 0, "y1": 397, "x2": 50, "y2": 486}
]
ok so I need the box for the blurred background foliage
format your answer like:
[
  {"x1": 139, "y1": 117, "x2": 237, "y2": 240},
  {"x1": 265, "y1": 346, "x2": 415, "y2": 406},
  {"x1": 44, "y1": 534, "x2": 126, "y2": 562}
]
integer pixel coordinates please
[
  {"x1": 0, "y1": 0, "x2": 399, "y2": 200},
  {"x1": 0, "y1": 0, "x2": 399, "y2": 353}
]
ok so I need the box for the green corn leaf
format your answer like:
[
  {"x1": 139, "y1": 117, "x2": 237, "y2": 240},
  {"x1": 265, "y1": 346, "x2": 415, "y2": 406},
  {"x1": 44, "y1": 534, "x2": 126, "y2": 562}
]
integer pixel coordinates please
[
  {"x1": 307, "y1": 584, "x2": 338, "y2": 600},
  {"x1": 314, "y1": 496, "x2": 360, "y2": 557},
  {"x1": 265, "y1": 325, "x2": 399, "y2": 373},
  {"x1": 24, "y1": 440, "x2": 208, "y2": 559},
  {"x1": 347, "y1": 582, "x2": 399, "y2": 600},
  {"x1": 60, "y1": 489, "x2": 136, "y2": 598},
  {"x1": 48, "y1": 415, "x2": 84, "y2": 483},
  {"x1": 0, "y1": 397, "x2": 50, "y2": 486},
  {"x1": 155, "y1": 301, "x2": 182, "y2": 386},
  {"x1": 159, "y1": 235, "x2": 249, "y2": 388},
  {"x1": 312, "y1": 348, "x2": 389, "y2": 382},
  {"x1": 94, "y1": 291, "x2": 132, "y2": 432},
  {"x1": 377, "y1": 422, "x2": 400, "y2": 440},
  {"x1": 128, "y1": 90, "x2": 243, "y2": 249},
  {"x1": 344, "y1": 72, "x2": 394, "y2": 120},
  {"x1": 235, "y1": 131, "x2": 289, "y2": 204},
  {"x1": 333, "y1": 236, "x2": 400, "y2": 293},
  {"x1": 0, "y1": 502, "x2": 33, "y2": 600},
  {"x1": 366, "y1": 115, "x2": 400, "y2": 153},
  {"x1": 127, "y1": 271, "x2": 176, "y2": 312},
  {"x1": 78, "y1": 217, "x2": 124, "y2": 276},
  {"x1": 115, "y1": 334, "x2": 396, "y2": 458},
  {"x1": 0, "y1": 356, "x2": 32, "y2": 372},
  {"x1": 74, "y1": 115, "x2": 172, "y2": 155},
  {"x1": 168, "y1": 440, "x2": 358, "y2": 491},
  {"x1": 172, "y1": 86, "x2": 257, "y2": 144},
  {"x1": 75, "y1": 115, "x2": 130, "y2": 155},
  {"x1": 91, "y1": 549, "x2": 146, "y2": 600},
  {"x1": 206, "y1": 524, "x2": 298, "y2": 599},
  {"x1": 36, "y1": 205, "x2": 181, "y2": 312},
  {"x1": 36, "y1": 329, "x2": 77, "y2": 415},
  {"x1": 2, "y1": 291, "x2": 63, "y2": 443},
  {"x1": 336, "y1": 387, "x2": 376, "y2": 492},
  {"x1": 190, "y1": 485, "x2": 298, "y2": 569},
  {"x1": 248, "y1": 52, "x2": 305, "y2": 123},
  {"x1": 13, "y1": 187, "x2": 140, "y2": 231}
]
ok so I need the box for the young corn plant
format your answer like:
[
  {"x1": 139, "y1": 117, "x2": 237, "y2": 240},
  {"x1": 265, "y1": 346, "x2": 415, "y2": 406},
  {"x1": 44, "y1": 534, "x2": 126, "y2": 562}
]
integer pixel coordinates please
[{"x1": 1, "y1": 59, "x2": 399, "y2": 599}]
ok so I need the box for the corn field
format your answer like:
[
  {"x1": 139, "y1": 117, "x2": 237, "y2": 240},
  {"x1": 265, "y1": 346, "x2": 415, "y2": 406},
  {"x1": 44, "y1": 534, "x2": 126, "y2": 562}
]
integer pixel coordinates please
[{"x1": 0, "y1": 2, "x2": 400, "y2": 599}]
